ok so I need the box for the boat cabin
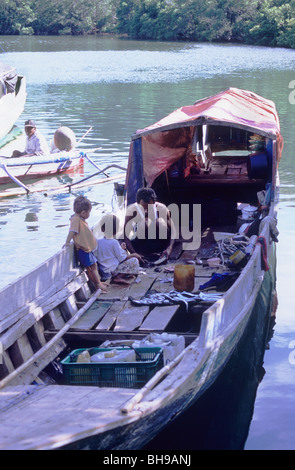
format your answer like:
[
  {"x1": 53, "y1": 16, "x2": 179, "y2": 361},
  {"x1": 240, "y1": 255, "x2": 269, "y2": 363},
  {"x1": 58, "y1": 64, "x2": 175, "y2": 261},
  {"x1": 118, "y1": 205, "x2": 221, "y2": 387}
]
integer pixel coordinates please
[
  {"x1": 125, "y1": 88, "x2": 283, "y2": 236},
  {"x1": 151, "y1": 123, "x2": 274, "y2": 228}
]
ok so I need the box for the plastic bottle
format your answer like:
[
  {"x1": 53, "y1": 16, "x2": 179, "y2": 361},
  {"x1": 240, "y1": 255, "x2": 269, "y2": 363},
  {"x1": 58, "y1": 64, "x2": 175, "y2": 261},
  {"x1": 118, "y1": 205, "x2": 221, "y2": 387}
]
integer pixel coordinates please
[
  {"x1": 229, "y1": 248, "x2": 247, "y2": 266},
  {"x1": 245, "y1": 235, "x2": 257, "y2": 256}
]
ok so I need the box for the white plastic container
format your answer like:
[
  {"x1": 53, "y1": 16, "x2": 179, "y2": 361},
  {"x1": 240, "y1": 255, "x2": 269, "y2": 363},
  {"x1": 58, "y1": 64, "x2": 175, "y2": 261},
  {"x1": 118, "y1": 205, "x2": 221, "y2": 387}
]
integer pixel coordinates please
[
  {"x1": 90, "y1": 348, "x2": 136, "y2": 363},
  {"x1": 100, "y1": 340, "x2": 134, "y2": 349},
  {"x1": 133, "y1": 333, "x2": 185, "y2": 365},
  {"x1": 241, "y1": 205, "x2": 258, "y2": 220},
  {"x1": 76, "y1": 350, "x2": 91, "y2": 363},
  {"x1": 213, "y1": 232, "x2": 235, "y2": 242}
]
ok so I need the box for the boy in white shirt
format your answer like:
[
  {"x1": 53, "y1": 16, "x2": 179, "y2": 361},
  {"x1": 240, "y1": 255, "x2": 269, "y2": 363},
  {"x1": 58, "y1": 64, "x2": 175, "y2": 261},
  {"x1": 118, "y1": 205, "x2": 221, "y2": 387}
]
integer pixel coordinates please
[{"x1": 96, "y1": 214, "x2": 142, "y2": 285}]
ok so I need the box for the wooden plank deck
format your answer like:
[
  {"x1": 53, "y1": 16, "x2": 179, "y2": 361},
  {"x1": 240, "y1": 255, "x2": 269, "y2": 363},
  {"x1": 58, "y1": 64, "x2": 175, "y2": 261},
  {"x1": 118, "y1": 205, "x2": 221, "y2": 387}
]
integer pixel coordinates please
[
  {"x1": 71, "y1": 301, "x2": 112, "y2": 330},
  {"x1": 0, "y1": 384, "x2": 138, "y2": 450},
  {"x1": 139, "y1": 305, "x2": 179, "y2": 331},
  {"x1": 66, "y1": 258, "x2": 224, "y2": 335},
  {"x1": 95, "y1": 301, "x2": 127, "y2": 331},
  {"x1": 114, "y1": 302, "x2": 150, "y2": 331}
]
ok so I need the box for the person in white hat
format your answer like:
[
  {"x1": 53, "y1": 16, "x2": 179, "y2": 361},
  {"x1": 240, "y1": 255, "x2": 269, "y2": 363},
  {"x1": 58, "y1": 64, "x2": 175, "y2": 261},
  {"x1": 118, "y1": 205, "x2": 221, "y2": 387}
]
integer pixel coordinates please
[{"x1": 12, "y1": 119, "x2": 49, "y2": 157}]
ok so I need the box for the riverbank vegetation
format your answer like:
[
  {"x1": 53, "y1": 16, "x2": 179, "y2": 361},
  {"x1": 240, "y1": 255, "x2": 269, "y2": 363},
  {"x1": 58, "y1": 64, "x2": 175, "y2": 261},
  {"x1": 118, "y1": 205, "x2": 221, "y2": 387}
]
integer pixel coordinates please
[{"x1": 1, "y1": 0, "x2": 295, "y2": 49}]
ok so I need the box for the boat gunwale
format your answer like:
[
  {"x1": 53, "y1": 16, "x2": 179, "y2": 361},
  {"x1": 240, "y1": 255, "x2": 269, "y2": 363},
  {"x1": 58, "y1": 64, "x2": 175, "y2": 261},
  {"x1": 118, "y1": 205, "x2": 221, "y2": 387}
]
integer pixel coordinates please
[{"x1": 0, "y1": 151, "x2": 84, "y2": 168}]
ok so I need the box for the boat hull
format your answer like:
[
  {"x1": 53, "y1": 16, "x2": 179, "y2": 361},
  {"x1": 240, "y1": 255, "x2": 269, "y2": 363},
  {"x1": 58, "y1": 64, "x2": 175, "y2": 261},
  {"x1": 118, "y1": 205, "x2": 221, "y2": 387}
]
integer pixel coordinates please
[
  {"x1": 0, "y1": 196, "x2": 278, "y2": 450},
  {"x1": 0, "y1": 76, "x2": 26, "y2": 140},
  {"x1": 0, "y1": 151, "x2": 84, "y2": 184},
  {"x1": 63, "y1": 251, "x2": 276, "y2": 450}
]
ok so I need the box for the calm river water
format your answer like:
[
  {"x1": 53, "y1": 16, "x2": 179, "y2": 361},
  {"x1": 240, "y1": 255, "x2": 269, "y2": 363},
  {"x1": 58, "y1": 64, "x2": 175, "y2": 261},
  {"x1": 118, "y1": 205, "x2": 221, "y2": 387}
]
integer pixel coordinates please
[{"x1": 1, "y1": 35, "x2": 295, "y2": 450}]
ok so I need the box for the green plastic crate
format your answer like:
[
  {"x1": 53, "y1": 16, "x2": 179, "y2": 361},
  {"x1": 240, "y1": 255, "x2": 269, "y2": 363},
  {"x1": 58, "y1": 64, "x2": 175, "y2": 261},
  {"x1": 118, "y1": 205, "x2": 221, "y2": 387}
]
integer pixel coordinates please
[{"x1": 61, "y1": 347, "x2": 163, "y2": 389}]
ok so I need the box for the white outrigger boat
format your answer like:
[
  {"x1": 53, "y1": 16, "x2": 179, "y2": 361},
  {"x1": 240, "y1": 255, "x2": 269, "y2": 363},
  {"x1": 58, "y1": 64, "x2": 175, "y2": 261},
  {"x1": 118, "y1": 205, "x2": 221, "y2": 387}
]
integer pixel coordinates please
[
  {"x1": 0, "y1": 150, "x2": 85, "y2": 186},
  {"x1": 0, "y1": 150, "x2": 127, "y2": 197},
  {"x1": 0, "y1": 88, "x2": 282, "y2": 450},
  {"x1": 0, "y1": 125, "x2": 127, "y2": 197}
]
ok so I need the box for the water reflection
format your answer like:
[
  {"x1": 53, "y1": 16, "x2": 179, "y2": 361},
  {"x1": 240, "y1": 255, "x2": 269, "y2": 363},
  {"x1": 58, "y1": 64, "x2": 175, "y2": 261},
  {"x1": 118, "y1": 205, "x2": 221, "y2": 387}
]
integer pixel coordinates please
[
  {"x1": 25, "y1": 211, "x2": 39, "y2": 231},
  {"x1": 25, "y1": 212, "x2": 38, "y2": 222}
]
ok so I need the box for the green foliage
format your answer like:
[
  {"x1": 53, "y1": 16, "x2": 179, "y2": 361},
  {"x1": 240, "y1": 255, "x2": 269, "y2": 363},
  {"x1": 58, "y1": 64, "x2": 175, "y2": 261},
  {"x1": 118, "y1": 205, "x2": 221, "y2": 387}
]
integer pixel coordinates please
[
  {"x1": 114, "y1": 0, "x2": 273, "y2": 43},
  {"x1": 30, "y1": 0, "x2": 111, "y2": 35},
  {"x1": 0, "y1": 0, "x2": 118, "y2": 36},
  {"x1": 0, "y1": 0, "x2": 35, "y2": 35},
  {"x1": 1, "y1": 0, "x2": 295, "y2": 49}
]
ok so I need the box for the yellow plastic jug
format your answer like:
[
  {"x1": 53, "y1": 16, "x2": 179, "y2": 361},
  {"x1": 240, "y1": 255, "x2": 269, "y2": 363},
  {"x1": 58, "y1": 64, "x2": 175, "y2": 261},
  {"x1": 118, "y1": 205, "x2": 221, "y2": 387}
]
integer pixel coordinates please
[{"x1": 173, "y1": 264, "x2": 195, "y2": 292}]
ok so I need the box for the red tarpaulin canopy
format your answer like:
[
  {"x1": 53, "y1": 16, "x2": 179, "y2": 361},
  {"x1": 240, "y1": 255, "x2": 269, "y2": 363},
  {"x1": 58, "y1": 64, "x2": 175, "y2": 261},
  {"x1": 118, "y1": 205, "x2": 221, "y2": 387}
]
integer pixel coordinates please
[{"x1": 131, "y1": 88, "x2": 283, "y2": 186}]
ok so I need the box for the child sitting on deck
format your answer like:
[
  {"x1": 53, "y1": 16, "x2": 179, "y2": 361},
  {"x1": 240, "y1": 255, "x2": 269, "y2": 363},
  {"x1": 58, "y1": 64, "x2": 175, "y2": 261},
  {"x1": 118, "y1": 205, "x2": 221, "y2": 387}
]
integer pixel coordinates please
[
  {"x1": 95, "y1": 214, "x2": 143, "y2": 285},
  {"x1": 63, "y1": 195, "x2": 107, "y2": 292}
]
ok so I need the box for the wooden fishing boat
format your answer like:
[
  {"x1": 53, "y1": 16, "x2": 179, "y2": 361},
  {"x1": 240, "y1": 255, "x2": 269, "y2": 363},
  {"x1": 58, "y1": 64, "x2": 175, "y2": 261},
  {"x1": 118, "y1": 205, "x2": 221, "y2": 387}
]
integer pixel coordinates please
[
  {"x1": 0, "y1": 62, "x2": 26, "y2": 140},
  {"x1": 0, "y1": 88, "x2": 282, "y2": 450}
]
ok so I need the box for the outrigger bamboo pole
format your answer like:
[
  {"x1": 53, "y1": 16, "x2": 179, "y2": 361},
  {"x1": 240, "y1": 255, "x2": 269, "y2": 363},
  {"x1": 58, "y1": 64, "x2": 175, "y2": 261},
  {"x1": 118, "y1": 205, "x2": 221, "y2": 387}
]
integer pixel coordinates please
[
  {"x1": 0, "y1": 162, "x2": 30, "y2": 193},
  {"x1": 84, "y1": 153, "x2": 110, "y2": 178},
  {"x1": 67, "y1": 164, "x2": 127, "y2": 190}
]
